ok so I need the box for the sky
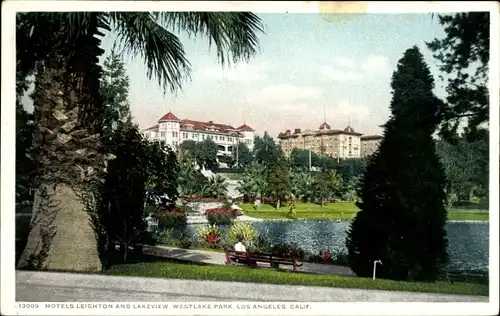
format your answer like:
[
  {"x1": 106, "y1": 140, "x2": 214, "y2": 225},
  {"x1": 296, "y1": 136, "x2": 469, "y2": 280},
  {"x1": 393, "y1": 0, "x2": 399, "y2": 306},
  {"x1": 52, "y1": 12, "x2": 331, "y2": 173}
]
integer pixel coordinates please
[{"x1": 24, "y1": 13, "x2": 449, "y2": 138}]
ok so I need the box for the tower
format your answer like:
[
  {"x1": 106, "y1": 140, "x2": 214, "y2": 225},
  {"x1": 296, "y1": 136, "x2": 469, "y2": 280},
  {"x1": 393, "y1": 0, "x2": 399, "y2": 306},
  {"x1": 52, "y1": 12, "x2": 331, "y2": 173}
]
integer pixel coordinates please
[{"x1": 158, "y1": 110, "x2": 181, "y2": 149}]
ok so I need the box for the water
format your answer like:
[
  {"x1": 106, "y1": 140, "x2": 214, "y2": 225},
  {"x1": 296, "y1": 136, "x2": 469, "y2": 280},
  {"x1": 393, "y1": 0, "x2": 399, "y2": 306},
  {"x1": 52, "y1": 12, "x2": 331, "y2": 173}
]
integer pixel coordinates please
[{"x1": 187, "y1": 220, "x2": 489, "y2": 272}]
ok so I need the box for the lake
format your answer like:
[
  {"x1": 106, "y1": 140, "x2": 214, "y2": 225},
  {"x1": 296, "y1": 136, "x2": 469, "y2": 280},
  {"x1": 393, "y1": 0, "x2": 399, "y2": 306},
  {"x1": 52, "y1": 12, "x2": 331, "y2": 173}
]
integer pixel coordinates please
[{"x1": 188, "y1": 220, "x2": 489, "y2": 272}]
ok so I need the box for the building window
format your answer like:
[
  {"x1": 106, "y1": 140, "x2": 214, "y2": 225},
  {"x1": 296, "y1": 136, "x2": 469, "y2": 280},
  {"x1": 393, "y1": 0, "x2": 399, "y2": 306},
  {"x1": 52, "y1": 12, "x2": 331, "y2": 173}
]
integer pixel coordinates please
[
  {"x1": 160, "y1": 132, "x2": 166, "y2": 137},
  {"x1": 183, "y1": 133, "x2": 188, "y2": 139}
]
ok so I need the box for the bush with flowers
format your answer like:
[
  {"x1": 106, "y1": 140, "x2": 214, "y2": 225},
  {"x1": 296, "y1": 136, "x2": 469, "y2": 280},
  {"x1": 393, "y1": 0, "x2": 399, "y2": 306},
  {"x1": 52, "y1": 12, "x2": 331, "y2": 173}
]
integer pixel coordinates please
[
  {"x1": 153, "y1": 206, "x2": 187, "y2": 230},
  {"x1": 197, "y1": 224, "x2": 222, "y2": 248},
  {"x1": 205, "y1": 207, "x2": 237, "y2": 225}
]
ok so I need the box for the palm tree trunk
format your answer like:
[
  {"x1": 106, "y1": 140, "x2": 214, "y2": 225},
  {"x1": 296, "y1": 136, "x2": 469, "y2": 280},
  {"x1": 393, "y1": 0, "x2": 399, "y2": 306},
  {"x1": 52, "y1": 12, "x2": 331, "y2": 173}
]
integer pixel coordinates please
[{"x1": 17, "y1": 14, "x2": 107, "y2": 272}]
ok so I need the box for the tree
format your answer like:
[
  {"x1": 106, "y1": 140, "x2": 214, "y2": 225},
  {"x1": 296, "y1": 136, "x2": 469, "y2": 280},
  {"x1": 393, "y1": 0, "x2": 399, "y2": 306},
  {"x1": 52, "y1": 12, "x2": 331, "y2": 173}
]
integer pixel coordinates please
[
  {"x1": 179, "y1": 140, "x2": 198, "y2": 154},
  {"x1": 267, "y1": 154, "x2": 291, "y2": 209},
  {"x1": 177, "y1": 148, "x2": 207, "y2": 196},
  {"x1": 201, "y1": 175, "x2": 228, "y2": 198},
  {"x1": 17, "y1": 12, "x2": 264, "y2": 271},
  {"x1": 346, "y1": 46, "x2": 448, "y2": 282},
  {"x1": 426, "y1": 13, "x2": 489, "y2": 142},
  {"x1": 290, "y1": 148, "x2": 320, "y2": 170},
  {"x1": 233, "y1": 142, "x2": 253, "y2": 169},
  {"x1": 218, "y1": 154, "x2": 235, "y2": 168},
  {"x1": 144, "y1": 140, "x2": 180, "y2": 205},
  {"x1": 436, "y1": 134, "x2": 489, "y2": 208},
  {"x1": 237, "y1": 162, "x2": 269, "y2": 200},
  {"x1": 100, "y1": 50, "x2": 132, "y2": 140},
  {"x1": 196, "y1": 138, "x2": 219, "y2": 170},
  {"x1": 253, "y1": 132, "x2": 280, "y2": 168},
  {"x1": 98, "y1": 122, "x2": 148, "y2": 263},
  {"x1": 312, "y1": 170, "x2": 341, "y2": 206},
  {"x1": 290, "y1": 169, "x2": 315, "y2": 202}
]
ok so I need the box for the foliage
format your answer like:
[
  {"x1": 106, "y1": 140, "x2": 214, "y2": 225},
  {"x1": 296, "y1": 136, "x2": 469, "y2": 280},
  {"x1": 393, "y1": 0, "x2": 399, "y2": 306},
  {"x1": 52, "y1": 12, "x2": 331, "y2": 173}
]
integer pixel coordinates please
[
  {"x1": 205, "y1": 207, "x2": 237, "y2": 225},
  {"x1": 290, "y1": 169, "x2": 315, "y2": 202},
  {"x1": 435, "y1": 134, "x2": 489, "y2": 208},
  {"x1": 312, "y1": 170, "x2": 341, "y2": 205},
  {"x1": 253, "y1": 132, "x2": 281, "y2": 168},
  {"x1": 237, "y1": 162, "x2": 269, "y2": 199},
  {"x1": 197, "y1": 224, "x2": 222, "y2": 248},
  {"x1": 339, "y1": 176, "x2": 360, "y2": 203},
  {"x1": 177, "y1": 148, "x2": 208, "y2": 196},
  {"x1": 288, "y1": 201, "x2": 297, "y2": 216},
  {"x1": 226, "y1": 221, "x2": 259, "y2": 248},
  {"x1": 100, "y1": 50, "x2": 132, "y2": 140},
  {"x1": 233, "y1": 142, "x2": 253, "y2": 169},
  {"x1": 426, "y1": 13, "x2": 489, "y2": 141},
  {"x1": 200, "y1": 175, "x2": 228, "y2": 198},
  {"x1": 266, "y1": 153, "x2": 291, "y2": 209},
  {"x1": 155, "y1": 228, "x2": 192, "y2": 249},
  {"x1": 99, "y1": 122, "x2": 149, "y2": 262},
  {"x1": 346, "y1": 46, "x2": 448, "y2": 282},
  {"x1": 153, "y1": 206, "x2": 188, "y2": 230},
  {"x1": 218, "y1": 154, "x2": 235, "y2": 168},
  {"x1": 143, "y1": 141, "x2": 180, "y2": 205}
]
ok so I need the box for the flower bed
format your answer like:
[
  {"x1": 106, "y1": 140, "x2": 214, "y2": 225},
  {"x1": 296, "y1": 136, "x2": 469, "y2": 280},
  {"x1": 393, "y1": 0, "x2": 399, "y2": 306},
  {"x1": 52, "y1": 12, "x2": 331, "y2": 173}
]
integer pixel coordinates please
[
  {"x1": 205, "y1": 207, "x2": 238, "y2": 225},
  {"x1": 154, "y1": 207, "x2": 187, "y2": 230}
]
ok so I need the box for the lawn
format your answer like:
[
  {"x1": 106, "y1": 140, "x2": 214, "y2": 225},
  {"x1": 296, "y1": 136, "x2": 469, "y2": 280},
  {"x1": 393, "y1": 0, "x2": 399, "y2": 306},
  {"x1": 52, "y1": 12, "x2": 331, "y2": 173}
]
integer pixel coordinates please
[
  {"x1": 103, "y1": 255, "x2": 488, "y2": 297},
  {"x1": 239, "y1": 202, "x2": 489, "y2": 221}
]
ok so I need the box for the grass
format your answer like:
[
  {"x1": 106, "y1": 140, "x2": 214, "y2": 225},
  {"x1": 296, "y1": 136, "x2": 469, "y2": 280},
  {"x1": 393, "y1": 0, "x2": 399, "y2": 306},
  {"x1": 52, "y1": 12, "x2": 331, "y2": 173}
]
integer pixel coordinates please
[
  {"x1": 103, "y1": 254, "x2": 488, "y2": 297},
  {"x1": 239, "y1": 202, "x2": 489, "y2": 221}
]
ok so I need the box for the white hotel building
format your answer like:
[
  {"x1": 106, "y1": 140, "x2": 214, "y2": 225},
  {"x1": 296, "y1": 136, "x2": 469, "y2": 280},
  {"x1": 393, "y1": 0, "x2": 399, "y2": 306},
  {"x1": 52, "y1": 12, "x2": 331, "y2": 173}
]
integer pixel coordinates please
[{"x1": 141, "y1": 111, "x2": 255, "y2": 157}]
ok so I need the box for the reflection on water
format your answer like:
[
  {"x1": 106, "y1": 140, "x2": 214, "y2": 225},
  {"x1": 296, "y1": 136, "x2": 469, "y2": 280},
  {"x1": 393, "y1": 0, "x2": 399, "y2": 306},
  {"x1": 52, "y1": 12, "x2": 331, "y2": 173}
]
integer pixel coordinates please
[{"x1": 188, "y1": 221, "x2": 489, "y2": 272}]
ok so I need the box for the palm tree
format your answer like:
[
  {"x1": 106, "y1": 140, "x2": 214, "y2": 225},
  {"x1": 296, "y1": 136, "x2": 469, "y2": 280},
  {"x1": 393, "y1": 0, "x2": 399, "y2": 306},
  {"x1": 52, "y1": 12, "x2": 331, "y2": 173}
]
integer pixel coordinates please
[
  {"x1": 290, "y1": 169, "x2": 315, "y2": 202},
  {"x1": 237, "y1": 162, "x2": 269, "y2": 201},
  {"x1": 16, "y1": 12, "x2": 264, "y2": 271}
]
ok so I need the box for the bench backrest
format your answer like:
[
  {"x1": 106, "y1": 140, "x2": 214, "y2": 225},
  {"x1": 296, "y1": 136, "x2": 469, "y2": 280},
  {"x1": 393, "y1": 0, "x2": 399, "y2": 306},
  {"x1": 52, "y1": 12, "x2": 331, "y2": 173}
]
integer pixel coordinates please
[{"x1": 225, "y1": 250, "x2": 297, "y2": 263}]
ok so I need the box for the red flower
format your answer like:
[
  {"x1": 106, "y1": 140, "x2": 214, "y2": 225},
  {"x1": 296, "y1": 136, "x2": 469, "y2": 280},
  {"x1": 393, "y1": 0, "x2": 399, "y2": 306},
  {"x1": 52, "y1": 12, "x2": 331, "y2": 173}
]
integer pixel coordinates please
[
  {"x1": 205, "y1": 232, "x2": 220, "y2": 243},
  {"x1": 319, "y1": 250, "x2": 334, "y2": 261}
]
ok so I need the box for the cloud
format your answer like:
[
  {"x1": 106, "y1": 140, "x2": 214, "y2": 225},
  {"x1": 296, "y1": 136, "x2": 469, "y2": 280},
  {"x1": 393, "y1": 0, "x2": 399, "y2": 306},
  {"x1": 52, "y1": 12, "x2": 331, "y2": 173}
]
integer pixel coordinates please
[
  {"x1": 199, "y1": 62, "x2": 270, "y2": 83},
  {"x1": 322, "y1": 55, "x2": 391, "y2": 82},
  {"x1": 246, "y1": 84, "x2": 323, "y2": 103}
]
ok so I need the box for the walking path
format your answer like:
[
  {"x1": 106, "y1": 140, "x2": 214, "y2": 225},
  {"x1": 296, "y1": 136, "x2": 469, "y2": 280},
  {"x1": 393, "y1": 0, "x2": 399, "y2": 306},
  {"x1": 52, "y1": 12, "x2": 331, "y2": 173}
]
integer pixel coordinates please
[
  {"x1": 143, "y1": 245, "x2": 355, "y2": 276},
  {"x1": 16, "y1": 270, "x2": 488, "y2": 302}
]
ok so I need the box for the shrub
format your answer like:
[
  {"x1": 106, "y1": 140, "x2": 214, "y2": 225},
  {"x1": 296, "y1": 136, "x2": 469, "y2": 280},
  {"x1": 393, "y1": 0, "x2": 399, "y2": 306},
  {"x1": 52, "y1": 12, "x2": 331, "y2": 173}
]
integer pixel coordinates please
[
  {"x1": 205, "y1": 207, "x2": 237, "y2": 225},
  {"x1": 227, "y1": 221, "x2": 259, "y2": 248},
  {"x1": 154, "y1": 207, "x2": 187, "y2": 230},
  {"x1": 198, "y1": 224, "x2": 222, "y2": 248},
  {"x1": 177, "y1": 233, "x2": 193, "y2": 249},
  {"x1": 156, "y1": 228, "x2": 176, "y2": 245},
  {"x1": 319, "y1": 250, "x2": 334, "y2": 262}
]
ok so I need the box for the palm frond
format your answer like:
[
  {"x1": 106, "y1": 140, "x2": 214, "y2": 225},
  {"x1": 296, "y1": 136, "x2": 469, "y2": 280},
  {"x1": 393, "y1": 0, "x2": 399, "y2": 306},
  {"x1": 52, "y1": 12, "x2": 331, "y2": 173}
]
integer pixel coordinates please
[
  {"x1": 159, "y1": 12, "x2": 264, "y2": 66},
  {"x1": 108, "y1": 12, "x2": 191, "y2": 94}
]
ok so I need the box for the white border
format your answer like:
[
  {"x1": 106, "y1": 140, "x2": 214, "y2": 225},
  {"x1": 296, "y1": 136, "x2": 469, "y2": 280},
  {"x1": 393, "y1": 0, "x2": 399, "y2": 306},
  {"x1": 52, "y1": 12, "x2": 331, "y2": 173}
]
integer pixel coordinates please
[{"x1": 2, "y1": 1, "x2": 499, "y2": 316}]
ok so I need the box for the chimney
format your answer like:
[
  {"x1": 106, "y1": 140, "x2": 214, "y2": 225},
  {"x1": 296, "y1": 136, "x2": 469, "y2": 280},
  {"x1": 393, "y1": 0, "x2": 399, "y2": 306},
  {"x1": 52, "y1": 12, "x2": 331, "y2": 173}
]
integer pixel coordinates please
[
  {"x1": 294, "y1": 128, "x2": 301, "y2": 134},
  {"x1": 285, "y1": 129, "x2": 291, "y2": 136},
  {"x1": 208, "y1": 120, "x2": 213, "y2": 124}
]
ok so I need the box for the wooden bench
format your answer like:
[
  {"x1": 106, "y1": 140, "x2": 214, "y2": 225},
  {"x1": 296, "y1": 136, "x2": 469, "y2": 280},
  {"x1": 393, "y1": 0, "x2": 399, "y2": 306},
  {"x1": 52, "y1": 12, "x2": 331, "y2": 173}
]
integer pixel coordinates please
[{"x1": 224, "y1": 250, "x2": 303, "y2": 271}]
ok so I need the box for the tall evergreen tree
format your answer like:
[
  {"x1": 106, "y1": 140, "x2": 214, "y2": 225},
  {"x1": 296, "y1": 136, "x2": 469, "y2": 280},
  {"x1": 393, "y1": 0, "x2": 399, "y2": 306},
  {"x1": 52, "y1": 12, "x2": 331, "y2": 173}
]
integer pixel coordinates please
[
  {"x1": 100, "y1": 50, "x2": 132, "y2": 140},
  {"x1": 345, "y1": 46, "x2": 448, "y2": 281}
]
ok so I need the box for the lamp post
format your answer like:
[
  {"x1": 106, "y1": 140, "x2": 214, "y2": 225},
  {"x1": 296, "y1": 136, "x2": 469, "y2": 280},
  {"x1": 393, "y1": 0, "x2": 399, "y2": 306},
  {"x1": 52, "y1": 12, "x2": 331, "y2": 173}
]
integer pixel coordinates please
[{"x1": 373, "y1": 260, "x2": 382, "y2": 280}]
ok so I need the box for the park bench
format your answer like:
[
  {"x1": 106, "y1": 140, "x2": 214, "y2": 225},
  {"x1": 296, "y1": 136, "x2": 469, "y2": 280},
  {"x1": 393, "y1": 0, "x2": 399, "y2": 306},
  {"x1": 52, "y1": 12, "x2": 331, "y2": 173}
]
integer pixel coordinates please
[{"x1": 224, "y1": 250, "x2": 303, "y2": 272}]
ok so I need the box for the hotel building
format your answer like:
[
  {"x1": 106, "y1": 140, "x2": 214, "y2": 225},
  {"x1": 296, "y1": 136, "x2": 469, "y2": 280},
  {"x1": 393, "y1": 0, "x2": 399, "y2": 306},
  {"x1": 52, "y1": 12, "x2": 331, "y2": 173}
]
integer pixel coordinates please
[
  {"x1": 141, "y1": 111, "x2": 255, "y2": 157},
  {"x1": 278, "y1": 121, "x2": 382, "y2": 159},
  {"x1": 360, "y1": 135, "x2": 384, "y2": 157}
]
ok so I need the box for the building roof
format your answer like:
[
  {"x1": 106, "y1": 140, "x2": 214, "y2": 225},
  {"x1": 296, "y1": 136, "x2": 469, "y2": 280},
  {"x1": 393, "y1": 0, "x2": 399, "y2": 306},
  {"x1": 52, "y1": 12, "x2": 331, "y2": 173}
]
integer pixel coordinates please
[
  {"x1": 158, "y1": 111, "x2": 180, "y2": 122},
  {"x1": 277, "y1": 127, "x2": 363, "y2": 139},
  {"x1": 319, "y1": 122, "x2": 331, "y2": 130},
  {"x1": 343, "y1": 125, "x2": 355, "y2": 133},
  {"x1": 237, "y1": 124, "x2": 255, "y2": 132},
  {"x1": 361, "y1": 135, "x2": 383, "y2": 141}
]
